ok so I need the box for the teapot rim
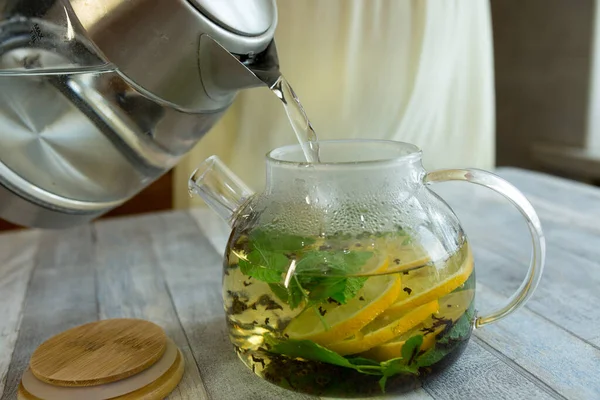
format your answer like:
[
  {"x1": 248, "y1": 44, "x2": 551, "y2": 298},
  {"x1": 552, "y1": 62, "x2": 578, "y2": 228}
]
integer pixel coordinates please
[{"x1": 266, "y1": 139, "x2": 422, "y2": 168}]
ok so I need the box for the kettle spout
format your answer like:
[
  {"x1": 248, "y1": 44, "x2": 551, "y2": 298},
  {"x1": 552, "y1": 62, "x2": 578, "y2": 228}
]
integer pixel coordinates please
[
  {"x1": 199, "y1": 34, "x2": 281, "y2": 102},
  {"x1": 188, "y1": 156, "x2": 254, "y2": 224},
  {"x1": 241, "y1": 39, "x2": 281, "y2": 89}
]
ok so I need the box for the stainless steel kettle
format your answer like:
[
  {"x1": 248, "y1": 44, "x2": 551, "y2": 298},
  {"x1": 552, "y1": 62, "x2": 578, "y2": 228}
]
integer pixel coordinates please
[{"x1": 0, "y1": 0, "x2": 280, "y2": 228}]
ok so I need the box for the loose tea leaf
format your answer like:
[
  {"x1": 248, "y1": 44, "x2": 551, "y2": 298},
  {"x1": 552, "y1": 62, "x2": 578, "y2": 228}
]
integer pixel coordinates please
[{"x1": 417, "y1": 305, "x2": 475, "y2": 368}]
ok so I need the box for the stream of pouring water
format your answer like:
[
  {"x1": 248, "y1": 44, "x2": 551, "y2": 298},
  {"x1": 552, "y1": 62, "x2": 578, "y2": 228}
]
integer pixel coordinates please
[{"x1": 271, "y1": 76, "x2": 321, "y2": 163}]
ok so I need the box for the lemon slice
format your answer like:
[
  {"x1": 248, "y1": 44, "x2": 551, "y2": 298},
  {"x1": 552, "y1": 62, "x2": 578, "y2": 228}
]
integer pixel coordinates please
[
  {"x1": 385, "y1": 245, "x2": 473, "y2": 316},
  {"x1": 386, "y1": 255, "x2": 431, "y2": 274},
  {"x1": 283, "y1": 272, "x2": 401, "y2": 345},
  {"x1": 361, "y1": 290, "x2": 475, "y2": 361},
  {"x1": 325, "y1": 300, "x2": 439, "y2": 356},
  {"x1": 384, "y1": 239, "x2": 431, "y2": 274},
  {"x1": 354, "y1": 252, "x2": 390, "y2": 275},
  {"x1": 361, "y1": 327, "x2": 439, "y2": 362},
  {"x1": 361, "y1": 326, "x2": 444, "y2": 362}
]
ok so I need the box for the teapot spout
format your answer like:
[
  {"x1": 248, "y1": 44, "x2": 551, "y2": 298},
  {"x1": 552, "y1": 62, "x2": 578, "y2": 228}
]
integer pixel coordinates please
[
  {"x1": 188, "y1": 156, "x2": 254, "y2": 224},
  {"x1": 199, "y1": 34, "x2": 281, "y2": 102}
]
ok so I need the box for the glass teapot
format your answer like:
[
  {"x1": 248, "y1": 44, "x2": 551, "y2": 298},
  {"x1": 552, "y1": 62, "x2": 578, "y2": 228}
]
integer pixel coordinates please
[{"x1": 188, "y1": 140, "x2": 545, "y2": 397}]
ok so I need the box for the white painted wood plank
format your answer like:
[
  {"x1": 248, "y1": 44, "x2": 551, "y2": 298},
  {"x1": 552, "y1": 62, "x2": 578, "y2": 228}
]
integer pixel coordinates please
[
  {"x1": 436, "y1": 180, "x2": 600, "y2": 239},
  {"x1": 423, "y1": 339, "x2": 557, "y2": 400},
  {"x1": 0, "y1": 226, "x2": 97, "y2": 400},
  {"x1": 544, "y1": 223, "x2": 600, "y2": 265},
  {"x1": 434, "y1": 168, "x2": 600, "y2": 236},
  {"x1": 474, "y1": 283, "x2": 600, "y2": 400},
  {"x1": 497, "y1": 167, "x2": 600, "y2": 216},
  {"x1": 0, "y1": 230, "x2": 39, "y2": 398},
  {"x1": 460, "y1": 208, "x2": 599, "y2": 342},
  {"x1": 478, "y1": 245, "x2": 598, "y2": 341},
  {"x1": 188, "y1": 207, "x2": 231, "y2": 253},
  {"x1": 527, "y1": 194, "x2": 600, "y2": 235},
  {"x1": 93, "y1": 216, "x2": 210, "y2": 400},
  {"x1": 324, "y1": 388, "x2": 433, "y2": 400}
]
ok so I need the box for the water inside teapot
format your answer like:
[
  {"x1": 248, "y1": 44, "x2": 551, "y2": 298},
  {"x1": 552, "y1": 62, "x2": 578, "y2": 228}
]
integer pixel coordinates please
[
  {"x1": 270, "y1": 76, "x2": 321, "y2": 163},
  {"x1": 223, "y1": 226, "x2": 475, "y2": 397}
]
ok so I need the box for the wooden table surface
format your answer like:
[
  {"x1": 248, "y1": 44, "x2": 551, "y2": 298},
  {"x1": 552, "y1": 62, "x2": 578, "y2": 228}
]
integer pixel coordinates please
[{"x1": 1, "y1": 167, "x2": 599, "y2": 400}]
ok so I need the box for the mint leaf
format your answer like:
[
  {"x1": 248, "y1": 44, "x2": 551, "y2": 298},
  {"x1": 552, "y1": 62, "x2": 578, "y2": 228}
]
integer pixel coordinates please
[
  {"x1": 401, "y1": 335, "x2": 423, "y2": 365},
  {"x1": 244, "y1": 229, "x2": 374, "y2": 311},
  {"x1": 249, "y1": 229, "x2": 314, "y2": 252},
  {"x1": 377, "y1": 335, "x2": 422, "y2": 393},
  {"x1": 296, "y1": 251, "x2": 373, "y2": 275},
  {"x1": 239, "y1": 258, "x2": 282, "y2": 283},
  {"x1": 238, "y1": 249, "x2": 290, "y2": 283},
  {"x1": 347, "y1": 357, "x2": 381, "y2": 367},
  {"x1": 265, "y1": 337, "x2": 384, "y2": 375},
  {"x1": 264, "y1": 336, "x2": 430, "y2": 394},
  {"x1": 334, "y1": 276, "x2": 368, "y2": 304},
  {"x1": 288, "y1": 278, "x2": 306, "y2": 309},
  {"x1": 338, "y1": 251, "x2": 374, "y2": 274},
  {"x1": 345, "y1": 357, "x2": 384, "y2": 376},
  {"x1": 416, "y1": 346, "x2": 448, "y2": 368},
  {"x1": 294, "y1": 251, "x2": 333, "y2": 273},
  {"x1": 265, "y1": 336, "x2": 357, "y2": 369},
  {"x1": 379, "y1": 356, "x2": 419, "y2": 393},
  {"x1": 292, "y1": 250, "x2": 373, "y2": 307},
  {"x1": 439, "y1": 312, "x2": 472, "y2": 344},
  {"x1": 268, "y1": 277, "x2": 311, "y2": 311},
  {"x1": 247, "y1": 249, "x2": 289, "y2": 271},
  {"x1": 306, "y1": 277, "x2": 347, "y2": 303},
  {"x1": 300, "y1": 275, "x2": 368, "y2": 306},
  {"x1": 268, "y1": 283, "x2": 290, "y2": 303},
  {"x1": 269, "y1": 278, "x2": 306, "y2": 310}
]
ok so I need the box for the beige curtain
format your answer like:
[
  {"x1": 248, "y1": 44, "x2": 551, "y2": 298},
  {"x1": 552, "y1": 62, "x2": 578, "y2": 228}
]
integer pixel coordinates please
[{"x1": 174, "y1": 0, "x2": 495, "y2": 208}]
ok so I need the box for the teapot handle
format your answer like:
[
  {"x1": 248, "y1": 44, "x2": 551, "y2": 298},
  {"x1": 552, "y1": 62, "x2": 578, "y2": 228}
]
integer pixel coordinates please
[{"x1": 424, "y1": 168, "x2": 546, "y2": 328}]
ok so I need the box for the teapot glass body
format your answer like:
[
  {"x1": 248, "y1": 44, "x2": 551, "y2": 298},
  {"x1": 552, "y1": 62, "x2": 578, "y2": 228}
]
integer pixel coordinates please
[{"x1": 189, "y1": 140, "x2": 544, "y2": 397}]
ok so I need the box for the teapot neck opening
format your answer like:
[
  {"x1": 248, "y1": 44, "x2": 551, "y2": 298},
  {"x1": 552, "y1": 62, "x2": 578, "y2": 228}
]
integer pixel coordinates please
[
  {"x1": 265, "y1": 140, "x2": 425, "y2": 192},
  {"x1": 267, "y1": 139, "x2": 422, "y2": 170},
  {"x1": 268, "y1": 140, "x2": 421, "y2": 167}
]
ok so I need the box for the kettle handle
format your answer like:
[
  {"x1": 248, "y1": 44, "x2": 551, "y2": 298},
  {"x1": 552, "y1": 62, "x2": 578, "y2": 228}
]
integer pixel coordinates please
[{"x1": 424, "y1": 168, "x2": 546, "y2": 328}]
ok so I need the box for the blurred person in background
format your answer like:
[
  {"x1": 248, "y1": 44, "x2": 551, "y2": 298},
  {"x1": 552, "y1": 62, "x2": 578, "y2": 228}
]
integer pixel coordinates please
[{"x1": 174, "y1": 0, "x2": 494, "y2": 207}]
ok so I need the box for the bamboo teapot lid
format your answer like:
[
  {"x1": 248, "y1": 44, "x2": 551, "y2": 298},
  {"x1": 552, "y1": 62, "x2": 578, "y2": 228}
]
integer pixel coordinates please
[{"x1": 18, "y1": 319, "x2": 184, "y2": 400}]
